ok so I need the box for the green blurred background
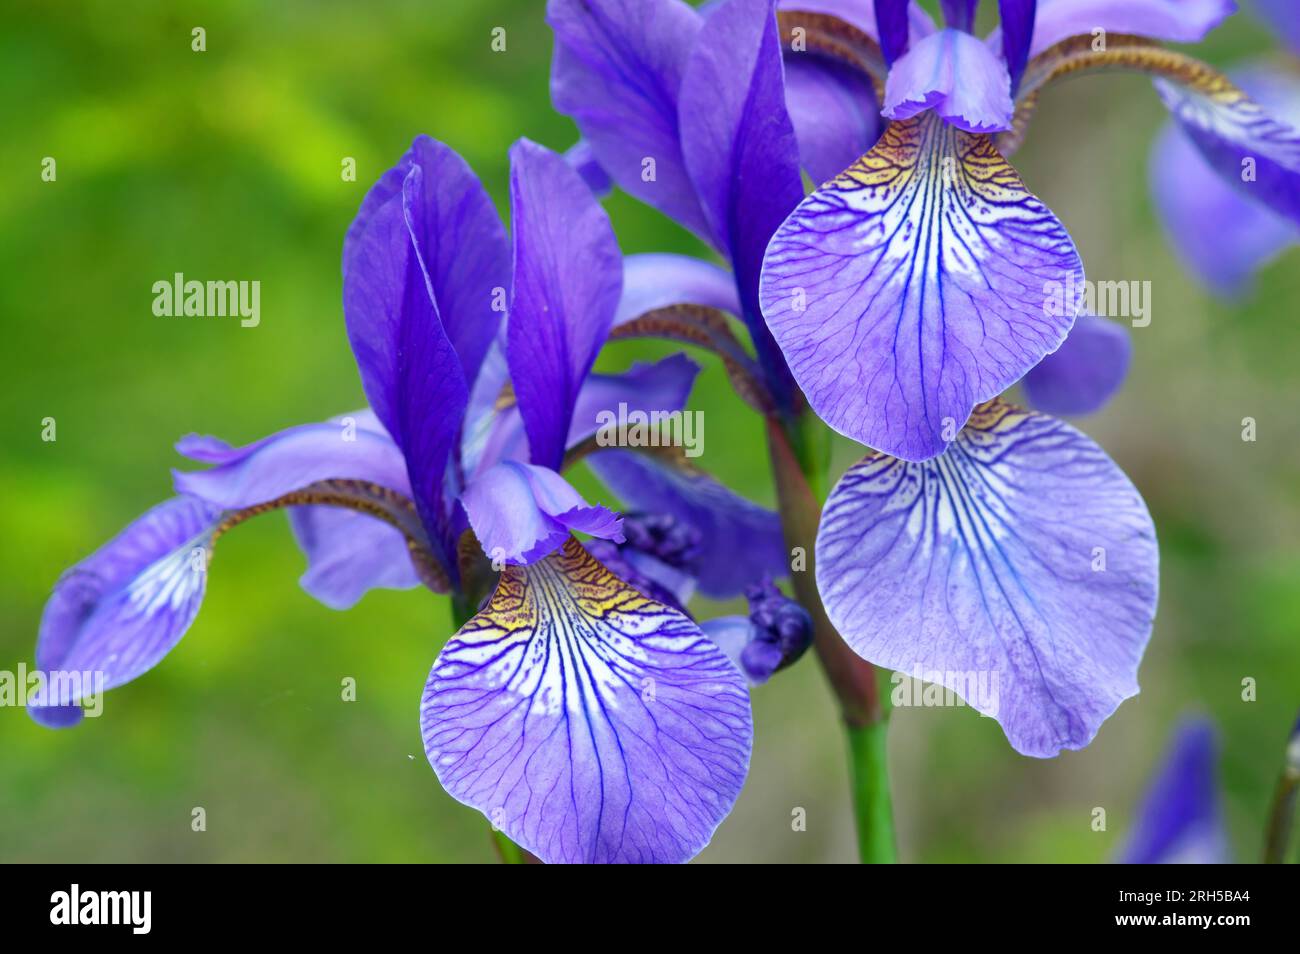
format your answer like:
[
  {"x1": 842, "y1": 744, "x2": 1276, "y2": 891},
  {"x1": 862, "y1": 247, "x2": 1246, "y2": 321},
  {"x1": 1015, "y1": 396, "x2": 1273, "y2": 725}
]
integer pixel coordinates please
[{"x1": 2, "y1": 0, "x2": 1297, "y2": 863}]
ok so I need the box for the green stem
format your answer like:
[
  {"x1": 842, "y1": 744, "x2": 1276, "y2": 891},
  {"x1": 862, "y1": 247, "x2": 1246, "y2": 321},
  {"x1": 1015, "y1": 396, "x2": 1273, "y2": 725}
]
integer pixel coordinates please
[
  {"x1": 766, "y1": 414, "x2": 897, "y2": 863},
  {"x1": 846, "y1": 718, "x2": 897, "y2": 864},
  {"x1": 1263, "y1": 720, "x2": 1300, "y2": 864}
]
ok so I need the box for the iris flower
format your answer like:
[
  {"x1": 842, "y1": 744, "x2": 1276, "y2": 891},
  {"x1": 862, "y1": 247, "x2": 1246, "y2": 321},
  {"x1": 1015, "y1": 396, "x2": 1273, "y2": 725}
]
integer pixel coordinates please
[{"x1": 30, "y1": 135, "x2": 806, "y2": 863}]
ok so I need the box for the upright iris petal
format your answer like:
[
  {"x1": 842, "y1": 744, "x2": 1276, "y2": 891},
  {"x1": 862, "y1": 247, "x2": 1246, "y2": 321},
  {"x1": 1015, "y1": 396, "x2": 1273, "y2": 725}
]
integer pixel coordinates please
[
  {"x1": 508, "y1": 138, "x2": 623, "y2": 472},
  {"x1": 874, "y1": 0, "x2": 913, "y2": 63},
  {"x1": 421, "y1": 537, "x2": 752, "y2": 863},
  {"x1": 761, "y1": 112, "x2": 1081, "y2": 461},
  {"x1": 32, "y1": 496, "x2": 223, "y2": 726},
  {"x1": 1118, "y1": 718, "x2": 1229, "y2": 863},
  {"x1": 816, "y1": 400, "x2": 1158, "y2": 757},
  {"x1": 997, "y1": 0, "x2": 1037, "y2": 93},
  {"x1": 679, "y1": 0, "x2": 804, "y2": 403}
]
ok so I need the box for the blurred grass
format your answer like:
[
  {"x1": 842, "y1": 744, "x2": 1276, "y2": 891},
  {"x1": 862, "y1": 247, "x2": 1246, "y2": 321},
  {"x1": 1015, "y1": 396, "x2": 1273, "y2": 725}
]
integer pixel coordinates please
[{"x1": 0, "y1": 0, "x2": 1297, "y2": 862}]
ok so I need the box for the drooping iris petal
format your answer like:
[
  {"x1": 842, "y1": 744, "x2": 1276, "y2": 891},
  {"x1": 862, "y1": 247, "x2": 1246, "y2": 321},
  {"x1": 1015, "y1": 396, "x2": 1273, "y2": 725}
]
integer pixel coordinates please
[
  {"x1": 997, "y1": 0, "x2": 1036, "y2": 93},
  {"x1": 548, "y1": 0, "x2": 713, "y2": 241},
  {"x1": 473, "y1": 354, "x2": 701, "y2": 476},
  {"x1": 816, "y1": 400, "x2": 1158, "y2": 757},
  {"x1": 882, "y1": 28, "x2": 1014, "y2": 132},
  {"x1": 1154, "y1": 70, "x2": 1300, "y2": 227},
  {"x1": 679, "y1": 0, "x2": 803, "y2": 403},
  {"x1": 1118, "y1": 718, "x2": 1229, "y2": 863},
  {"x1": 461, "y1": 461, "x2": 624, "y2": 565},
  {"x1": 761, "y1": 112, "x2": 1081, "y2": 461},
  {"x1": 783, "y1": 52, "x2": 883, "y2": 184},
  {"x1": 1022, "y1": 314, "x2": 1132, "y2": 416},
  {"x1": 173, "y1": 421, "x2": 411, "y2": 508},
  {"x1": 614, "y1": 254, "x2": 742, "y2": 326},
  {"x1": 508, "y1": 138, "x2": 623, "y2": 472},
  {"x1": 1150, "y1": 119, "x2": 1296, "y2": 296},
  {"x1": 588, "y1": 450, "x2": 789, "y2": 598},
  {"x1": 421, "y1": 537, "x2": 752, "y2": 864},
  {"x1": 1026, "y1": 0, "x2": 1235, "y2": 58},
  {"x1": 175, "y1": 417, "x2": 425, "y2": 607},
  {"x1": 342, "y1": 150, "x2": 469, "y2": 564},
  {"x1": 32, "y1": 496, "x2": 223, "y2": 727}
]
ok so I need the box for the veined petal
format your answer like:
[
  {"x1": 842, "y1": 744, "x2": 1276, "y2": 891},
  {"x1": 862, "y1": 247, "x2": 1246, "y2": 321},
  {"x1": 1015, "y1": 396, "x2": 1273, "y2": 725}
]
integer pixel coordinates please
[
  {"x1": 474, "y1": 354, "x2": 701, "y2": 476},
  {"x1": 680, "y1": 0, "x2": 803, "y2": 403},
  {"x1": 1022, "y1": 314, "x2": 1132, "y2": 416},
  {"x1": 1118, "y1": 718, "x2": 1229, "y2": 863},
  {"x1": 175, "y1": 417, "x2": 427, "y2": 606},
  {"x1": 548, "y1": 0, "x2": 713, "y2": 241},
  {"x1": 32, "y1": 496, "x2": 223, "y2": 726},
  {"x1": 1027, "y1": 0, "x2": 1235, "y2": 58},
  {"x1": 508, "y1": 139, "x2": 623, "y2": 472},
  {"x1": 588, "y1": 450, "x2": 789, "y2": 598},
  {"x1": 421, "y1": 537, "x2": 752, "y2": 864},
  {"x1": 783, "y1": 51, "x2": 884, "y2": 184},
  {"x1": 1154, "y1": 63, "x2": 1300, "y2": 227},
  {"x1": 816, "y1": 400, "x2": 1158, "y2": 757},
  {"x1": 882, "y1": 29, "x2": 1014, "y2": 132},
  {"x1": 461, "y1": 461, "x2": 624, "y2": 565},
  {"x1": 761, "y1": 112, "x2": 1081, "y2": 461}
]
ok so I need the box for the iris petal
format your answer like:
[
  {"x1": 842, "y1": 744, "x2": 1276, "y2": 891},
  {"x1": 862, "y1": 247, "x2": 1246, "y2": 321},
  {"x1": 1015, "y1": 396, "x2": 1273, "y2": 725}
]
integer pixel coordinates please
[
  {"x1": 421, "y1": 537, "x2": 753, "y2": 863},
  {"x1": 882, "y1": 29, "x2": 1014, "y2": 133},
  {"x1": 1022, "y1": 314, "x2": 1132, "y2": 416},
  {"x1": 461, "y1": 461, "x2": 624, "y2": 565},
  {"x1": 33, "y1": 496, "x2": 223, "y2": 725},
  {"x1": 761, "y1": 111, "x2": 1081, "y2": 461},
  {"x1": 508, "y1": 139, "x2": 624, "y2": 472},
  {"x1": 816, "y1": 400, "x2": 1158, "y2": 757},
  {"x1": 1118, "y1": 718, "x2": 1229, "y2": 863},
  {"x1": 1026, "y1": 0, "x2": 1234, "y2": 58},
  {"x1": 614, "y1": 254, "x2": 741, "y2": 326},
  {"x1": 783, "y1": 51, "x2": 883, "y2": 184}
]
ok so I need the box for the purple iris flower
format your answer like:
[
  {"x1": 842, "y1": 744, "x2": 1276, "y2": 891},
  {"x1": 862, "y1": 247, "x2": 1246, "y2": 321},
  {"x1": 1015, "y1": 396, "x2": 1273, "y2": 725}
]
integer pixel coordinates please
[
  {"x1": 29, "y1": 134, "x2": 800, "y2": 863},
  {"x1": 1118, "y1": 717, "x2": 1230, "y2": 863},
  {"x1": 1151, "y1": 3, "x2": 1300, "y2": 296},
  {"x1": 543, "y1": 0, "x2": 1300, "y2": 758}
]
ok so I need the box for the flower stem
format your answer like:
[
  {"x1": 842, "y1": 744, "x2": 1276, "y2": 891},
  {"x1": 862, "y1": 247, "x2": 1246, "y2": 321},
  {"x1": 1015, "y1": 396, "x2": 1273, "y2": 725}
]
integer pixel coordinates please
[
  {"x1": 766, "y1": 415, "x2": 897, "y2": 863},
  {"x1": 1263, "y1": 715, "x2": 1300, "y2": 864}
]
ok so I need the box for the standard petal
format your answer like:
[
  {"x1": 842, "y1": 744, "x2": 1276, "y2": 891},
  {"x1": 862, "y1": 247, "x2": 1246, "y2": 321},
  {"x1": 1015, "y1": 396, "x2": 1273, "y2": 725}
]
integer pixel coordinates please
[
  {"x1": 761, "y1": 112, "x2": 1081, "y2": 461},
  {"x1": 421, "y1": 537, "x2": 752, "y2": 864},
  {"x1": 1026, "y1": 0, "x2": 1235, "y2": 58},
  {"x1": 614, "y1": 253, "x2": 741, "y2": 326},
  {"x1": 679, "y1": 0, "x2": 803, "y2": 402},
  {"x1": 461, "y1": 461, "x2": 624, "y2": 565},
  {"x1": 783, "y1": 52, "x2": 883, "y2": 184},
  {"x1": 548, "y1": 0, "x2": 713, "y2": 240},
  {"x1": 32, "y1": 496, "x2": 223, "y2": 725},
  {"x1": 1118, "y1": 718, "x2": 1229, "y2": 863},
  {"x1": 997, "y1": 0, "x2": 1037, "y2": 92},
  {"x1": 775, "y1": 0, "x2": 938, "y2": 46},
  {"x1": 342, "y1": 153, "x2": 469, "y2": 555},
  {"x1": 508, "y1": 138, "x2": 623, "y2": 471},
  {"x1": 816, "y1": 400, "x2": 1158, "y2": 758},
  {"x1": 882, "y1": 29, "x2": 1014, "y2": 133},
  {"x1": 588, "y1": 450, "x2": 789, "y2": 598},
  {"x1": 1022, "y1": 314, "x2": 1132, "y2": 416}
]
